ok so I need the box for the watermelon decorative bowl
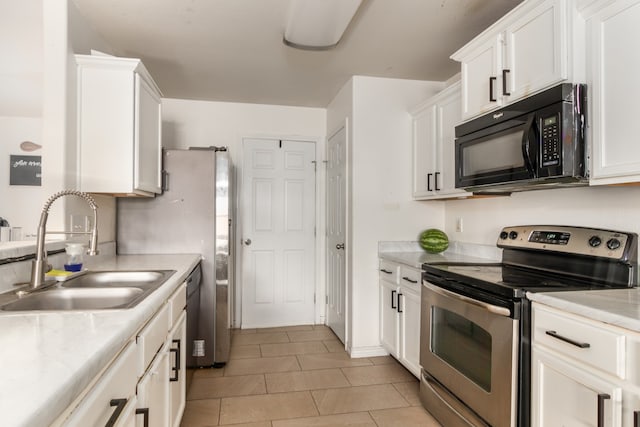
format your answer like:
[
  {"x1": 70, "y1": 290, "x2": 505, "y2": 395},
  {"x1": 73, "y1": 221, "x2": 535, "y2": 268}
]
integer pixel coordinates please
[{"x1": 419, "y1": 229, "x2": 449, "y2": 254}]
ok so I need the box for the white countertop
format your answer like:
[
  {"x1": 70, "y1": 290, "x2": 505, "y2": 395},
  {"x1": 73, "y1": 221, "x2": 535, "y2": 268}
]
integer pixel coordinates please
[
  {"x1": 380, "y1": 250, "x2": 501, "y2": 268},
  {"x1": 528, "y1": 289, "x2": 640, "y2": 333},
  {"x1": 0, "y1": 253, "x2": 201, "y2": 427}
]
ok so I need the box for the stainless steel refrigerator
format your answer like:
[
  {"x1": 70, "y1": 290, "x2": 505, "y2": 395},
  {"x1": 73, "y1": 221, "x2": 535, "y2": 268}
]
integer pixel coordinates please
[{"x1": 117, "y1": 148, "x2": 233, "y2": 368}]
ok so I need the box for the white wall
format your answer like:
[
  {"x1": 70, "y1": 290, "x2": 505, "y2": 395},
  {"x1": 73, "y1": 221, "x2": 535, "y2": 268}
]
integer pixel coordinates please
[
  {"x1": 161, "y1": 98, "x2": 327, "y2": 327},
  {"x1": 445, "y1": 186, "x2": 640, "y2": 245},
  {"x1": 337, "y1": 76, "x2": 446, "y2": 356}
]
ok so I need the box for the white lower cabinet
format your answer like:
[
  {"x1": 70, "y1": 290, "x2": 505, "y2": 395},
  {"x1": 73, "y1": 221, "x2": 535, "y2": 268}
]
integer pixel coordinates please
[
  {"x1": 59, "y1": 281, "x2": 188, "y2": 427},
  {"x1": 379, "y1": 259, "x2": 422, "y2": 377},
  {"x1": 532, "y1": 302, "x2": 640, "y2": 426}
]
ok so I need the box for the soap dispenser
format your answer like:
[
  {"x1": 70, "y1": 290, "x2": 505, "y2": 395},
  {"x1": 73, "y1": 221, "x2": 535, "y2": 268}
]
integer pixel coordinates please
[{"x1": 64, "y1": 243, "x2": 85, "y2": 272}]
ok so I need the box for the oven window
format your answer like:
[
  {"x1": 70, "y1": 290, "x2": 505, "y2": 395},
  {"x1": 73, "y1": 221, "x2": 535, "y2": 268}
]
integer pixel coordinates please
[
  {"x1": 463, "y1": 129, "x2": 525, "y2": 175},
  {"x1": 431, "y1": 307, "x2": 492, "y2": 391}
]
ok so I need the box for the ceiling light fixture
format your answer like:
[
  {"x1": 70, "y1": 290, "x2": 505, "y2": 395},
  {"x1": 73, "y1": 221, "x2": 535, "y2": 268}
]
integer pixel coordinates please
[{"x1": 283, "y1": 0, "x2": 363, "y2": 50}]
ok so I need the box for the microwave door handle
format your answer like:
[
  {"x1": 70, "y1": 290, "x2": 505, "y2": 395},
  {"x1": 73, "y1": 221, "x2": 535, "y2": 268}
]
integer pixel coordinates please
[{"x1": 522, "y1": 115, "x2": 536, "y2": 176}]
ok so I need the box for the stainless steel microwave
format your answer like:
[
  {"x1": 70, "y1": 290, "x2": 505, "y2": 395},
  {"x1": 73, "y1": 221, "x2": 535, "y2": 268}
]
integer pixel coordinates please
[{"x1": 455, "y1": 84, "x2": 587, "y2": 193}]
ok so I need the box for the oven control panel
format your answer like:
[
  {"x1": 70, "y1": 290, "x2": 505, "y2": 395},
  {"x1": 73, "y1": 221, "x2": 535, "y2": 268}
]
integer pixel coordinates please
[{"x1": 497, "y1": 225, "x2": 637, "y2": 261}]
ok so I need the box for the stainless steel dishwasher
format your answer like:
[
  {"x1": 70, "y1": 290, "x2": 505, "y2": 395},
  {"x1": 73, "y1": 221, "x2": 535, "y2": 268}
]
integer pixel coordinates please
[{"x1": 185, "y1": 263, "x2": 202, "y2": 368}]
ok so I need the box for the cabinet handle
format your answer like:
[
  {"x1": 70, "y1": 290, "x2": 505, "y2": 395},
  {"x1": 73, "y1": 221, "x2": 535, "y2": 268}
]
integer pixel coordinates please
[
  {"x1": 545, "y1": 330, "x2": 591, "y2": 348},
  {"x1": 380, "y1": 269, "x2": 392, "y2": 274},
  {"x1": 597, "y1": 393, "x2": 610, "y2": 427},
  {"x1": 169, "y1": 339, "x2": 181, "y2": 382},
  {"x1": 391, "y1": 290, "x2": 397, "y2": 309},
  {"x1": 105, "y1": 398, "x2": 127, "y2": 427},
  {"x1": 397, "y1": 293, "x2": 403, "y2": 313},
  {"x1": 434, "y1": 172, "x2": 440, "y2": 191},
  {"x1": 489, "y1": 77, "x2": 497, "y2": 102},
  {"x1": 634, "y1": 410, "x2": 640, "y2": 427},
  {"x1": 402, "y1": 276, "x2": 418, "y2": 284},
  {"x1": 427, "y1": 173, "x2": 433, "y2": 191},
  {"x1": 502, "y1": 69, "x2": 511, "y2": 96},
  {"x1": 136, "y1": 408, "x2": 149, "y2": 427}
]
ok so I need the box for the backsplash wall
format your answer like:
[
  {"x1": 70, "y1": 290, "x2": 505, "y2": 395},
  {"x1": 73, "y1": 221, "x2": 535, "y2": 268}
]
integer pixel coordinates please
[{"x1": 444, "y1": 185, "x2": 640, "y2": 245}]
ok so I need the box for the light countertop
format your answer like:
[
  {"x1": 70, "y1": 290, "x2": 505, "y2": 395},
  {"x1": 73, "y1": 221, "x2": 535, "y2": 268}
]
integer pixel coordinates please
[
  {"x1": 378, "y1": 241, "x2": 501, "y2": 269},
  {"x1": 528, "y1": 289, "x2": 640, "y2": 333},
  {"x1": 0, "y1": 253, "x2": 201, "y2": 427}
]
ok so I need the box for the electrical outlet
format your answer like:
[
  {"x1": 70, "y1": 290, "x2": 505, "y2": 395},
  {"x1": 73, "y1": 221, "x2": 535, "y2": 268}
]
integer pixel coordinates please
[{"x1": 456, "y1": 217, "x2": 463, "y2": 232}]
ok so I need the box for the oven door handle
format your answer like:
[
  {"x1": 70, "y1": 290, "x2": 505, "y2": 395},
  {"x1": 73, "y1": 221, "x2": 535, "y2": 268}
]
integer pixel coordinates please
[{"x1": 424, "y1": 282, "x2": 511, "y2": 317}]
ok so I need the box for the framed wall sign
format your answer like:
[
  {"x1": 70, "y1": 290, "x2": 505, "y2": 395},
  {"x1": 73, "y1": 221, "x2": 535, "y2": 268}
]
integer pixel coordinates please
[{"x1": 10, "y1": 155, "x2": 42, "y2": 186}]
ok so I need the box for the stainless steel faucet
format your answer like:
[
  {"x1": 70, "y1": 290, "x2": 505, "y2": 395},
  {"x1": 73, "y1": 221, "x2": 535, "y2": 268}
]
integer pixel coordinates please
[{"x1": 30, "y1": 190, "x2": 99, "y2": 289}]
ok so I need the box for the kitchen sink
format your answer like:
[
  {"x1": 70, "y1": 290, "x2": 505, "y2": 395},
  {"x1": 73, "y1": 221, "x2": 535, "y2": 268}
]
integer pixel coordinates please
[{"x1": 0, "y1": 270, "x2": 175, "y2": 312}]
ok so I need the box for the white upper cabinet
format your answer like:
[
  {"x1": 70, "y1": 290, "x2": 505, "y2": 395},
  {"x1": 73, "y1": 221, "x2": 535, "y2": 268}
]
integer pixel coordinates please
[
  {"x1": 584, "y1": 0, "x2": 640, "y2": 185},
  {"x1": 411, "y1": 82, "x2": 467, "y2": 200},
  {"x1": 452, "y1": 0, "x2": 574, "y2": 121},
  {"x1": 76, "y1": 55, "x2": 162, "y2": 196}
]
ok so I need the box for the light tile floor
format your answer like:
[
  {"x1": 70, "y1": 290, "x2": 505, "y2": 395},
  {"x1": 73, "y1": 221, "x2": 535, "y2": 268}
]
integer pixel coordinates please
[{"x1": 180, "y1": 325, "x2": 441, "y2": 427}]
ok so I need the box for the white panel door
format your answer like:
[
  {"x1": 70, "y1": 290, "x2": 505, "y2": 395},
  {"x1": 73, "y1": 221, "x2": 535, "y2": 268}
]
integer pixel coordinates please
[
  {"x1": 326, "y1": 126, "x2": 347, "y2": 343},
  {"x1": 241, "y1": 138, "x2": 316, "y2": 328}
]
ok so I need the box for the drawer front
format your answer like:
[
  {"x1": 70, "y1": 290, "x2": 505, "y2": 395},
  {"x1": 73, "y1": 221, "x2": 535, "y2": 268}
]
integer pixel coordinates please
[
  {"x1": 379, "y1": 260, "x2": 400, "y2": 283},
  {"x1": 399, "y1": 265, "x2": 421, "y2": 293},
  {"x1": 168, "y1": 283, "x2": 187, "y2": 329},
  {"x1": 137, "y1": 303, "x2": 170, "y2": 374},
  {"x1": 64, "y1": 341, "x2": 138, "y2": 426},
  {"x1": 533, "y1": 304, "x2": 626, "y2": 379}
]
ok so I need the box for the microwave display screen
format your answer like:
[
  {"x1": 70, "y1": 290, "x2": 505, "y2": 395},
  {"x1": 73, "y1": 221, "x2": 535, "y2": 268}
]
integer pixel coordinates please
[{"x1": 543, "y1": 116, "x2": 557, "y2": 127}]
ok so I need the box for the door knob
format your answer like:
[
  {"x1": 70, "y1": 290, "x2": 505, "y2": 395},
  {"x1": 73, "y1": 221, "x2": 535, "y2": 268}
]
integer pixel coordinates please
[
  {"x1": 336, "y1": 243, "x2": 345, "y2": 250},
  {"x1": 243, "y1": 238, "x2": 252, "y2": 246}
]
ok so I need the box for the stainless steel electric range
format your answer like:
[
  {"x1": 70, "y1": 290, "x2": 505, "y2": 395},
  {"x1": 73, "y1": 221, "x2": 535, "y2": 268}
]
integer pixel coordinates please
[{"x1": 419, "y1": 225, "x2": 638, "y2": 427}]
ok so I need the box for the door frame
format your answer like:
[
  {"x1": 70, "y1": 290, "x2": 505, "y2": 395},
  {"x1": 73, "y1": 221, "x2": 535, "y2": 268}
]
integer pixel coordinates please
[{"x1": 235, "y1": 134, "x2": 325, "y2": 329}]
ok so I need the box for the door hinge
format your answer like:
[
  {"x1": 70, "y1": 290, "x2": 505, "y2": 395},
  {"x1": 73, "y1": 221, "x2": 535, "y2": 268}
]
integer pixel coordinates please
[
  {"x1": 314, "y1": 293, "x2": 316, "y2": 303},
  {"x1": 326, "y1": 295, "x2": 329, "y2": 304}
]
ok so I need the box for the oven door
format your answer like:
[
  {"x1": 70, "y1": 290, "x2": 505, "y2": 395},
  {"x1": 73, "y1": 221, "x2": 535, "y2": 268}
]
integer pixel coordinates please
[{"x1": 420, "y1": 281, "x2": 519, "y2": 427}]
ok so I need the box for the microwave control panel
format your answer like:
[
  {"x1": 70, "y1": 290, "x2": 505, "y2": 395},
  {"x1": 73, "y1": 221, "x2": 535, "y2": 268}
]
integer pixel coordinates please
[{"x1": 541, "y1": 115, "x2": 560, "y2": 166}]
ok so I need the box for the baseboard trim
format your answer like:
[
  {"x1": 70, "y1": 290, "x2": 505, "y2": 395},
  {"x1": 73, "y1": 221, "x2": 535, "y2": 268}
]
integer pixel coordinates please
[{"x1": 348, "y1": 345, "x2": 389, "y2": 358}]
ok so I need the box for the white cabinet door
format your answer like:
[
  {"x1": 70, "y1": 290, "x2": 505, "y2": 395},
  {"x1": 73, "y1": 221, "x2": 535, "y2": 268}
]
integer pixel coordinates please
[
  {"x1": 399, "y1": 287, "x2": 421, "y2": 378},
  {"x1": 169, "y1": 312, "x2": 187, "y2": 427},
  {"x1": 587, "y1": 0, "x2": 640, "y2": 184},
  {"x1": 380, "y1": 279, "x2": 399, "y2": 358},
  {"x1": 411, "y1": 104, "x2": 437, "y2": 198},
  {"x1": 460, "y1": 35, "x2": 502, "y2": 121},
  {"x1": 532, "y1": 348, "x2": 621, "y2": 426},
  {"x1": 436, "y1": 83, "x2": 466, "y2": 197},
  {"x1": 137, "y1": 347, "x2": 170, "y2": 427},
  {"x1": 504, "y1": 0, "x2": 568, "y2": 102},
  {"x1": 64, "y1": 342, "x2": 138, "y2": 426},
  {"x1": 134, "y1": 73, "x2": 162, "y2": 194}
]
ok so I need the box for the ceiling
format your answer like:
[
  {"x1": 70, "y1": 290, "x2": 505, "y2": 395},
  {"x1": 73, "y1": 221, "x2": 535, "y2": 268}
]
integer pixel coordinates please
[{"x1": 72, "y1": 0, "x2": 523, "y2": 108}]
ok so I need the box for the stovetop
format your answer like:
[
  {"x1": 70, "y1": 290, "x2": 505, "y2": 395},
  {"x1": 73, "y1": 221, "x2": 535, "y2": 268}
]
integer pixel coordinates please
[{"x1": 423, "y1": 262, "x2": 629, "y2": 300}]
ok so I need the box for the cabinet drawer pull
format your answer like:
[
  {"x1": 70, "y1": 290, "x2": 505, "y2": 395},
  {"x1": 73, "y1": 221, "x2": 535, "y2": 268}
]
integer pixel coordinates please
[
  {"x1": 391, "y1": 290, "x2": 397, "y2": 309},
  {"x1": 434, "y1": 172, "x2": 440, "y2": 191},
  {"x1": 502, "y1": 69, "x2": 511, "y2": 96},
  {"x1": 169, "y1": 339, "x2": 181, "y2": 382},
  {"x1": 598, "y1": 393, "x2": 610, "y2": 427},
  {"x1": 397, "y1": 293, "x2": 403, "y2": 313},
  {"x1": 105, "y1": 398, "x2": 127, "y2": 427},
  {"x1": 402, "y1": 276, "x2": 418, "y2": 284},
  {"x1": 489, "y1": 77, "x2": 497, "y2": 102},
  {"x1": 380, "y1": 269, "x2": 392, "y2": 274},
  {"x1": 136, "y1": 408, "x2": 149, "y2": 427},
  {"x1": 634, "y1": 410, "x2": 640, "y2": 427},
  {"x1": 427, "y1": 173, "x2": 433, "y2": 192},
  {"x1": 545, "y1": 330, "x2": 590, "y2": 348}
]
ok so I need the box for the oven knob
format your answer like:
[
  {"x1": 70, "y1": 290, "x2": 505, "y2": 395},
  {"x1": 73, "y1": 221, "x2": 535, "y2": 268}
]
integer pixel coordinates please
[
  {"x1": 607, "y1": 238, "x2": 621, "y2": 250},
  {"x1": 500, "y1": 231, "x2": 509, "y2": 240},
  {"x1": 588, "y1": 236, "x2": 602, "y2": 247},
  {"x1": 509, "y1": 231, "x2": 518, "y2": 240}
]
